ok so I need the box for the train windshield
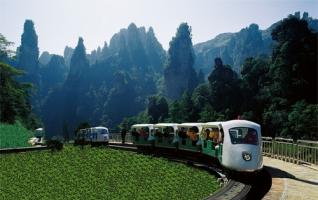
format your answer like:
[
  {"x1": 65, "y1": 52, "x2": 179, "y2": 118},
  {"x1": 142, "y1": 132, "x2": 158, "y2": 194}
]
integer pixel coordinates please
[
  {"x1": 229, "y1": 127, "x2": 258, "y2": 145},
  {"x1": 100, "y1": 129, "x2": 108, "y2": 134}
]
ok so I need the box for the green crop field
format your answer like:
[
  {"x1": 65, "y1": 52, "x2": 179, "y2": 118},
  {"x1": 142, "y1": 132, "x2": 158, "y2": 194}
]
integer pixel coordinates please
[
  {"x1": 0, "y1": 122, "x2": 33, "y2": 148},
  {"x1": 0, "y1": 146, "x2": 220, "y2": 200}
]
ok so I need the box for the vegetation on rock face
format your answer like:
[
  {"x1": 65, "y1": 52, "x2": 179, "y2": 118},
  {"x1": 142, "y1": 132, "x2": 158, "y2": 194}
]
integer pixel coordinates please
[
  {"x1": 0, "y1": 34, "x2": 39, "y2": 129},
  {"x1": 164, "y1": 23, "x2": 198, "y2": 100},
  {"x1": 1, "y1": 12, "x2": 316, "y2": 140},
  {"x1": 193, "y1": 11, "x2": 318, "y2": 75},
  {"x1": 0, "y1": 146, "x2": 220, "y2": 200},
  {"x1": 123, "y1": 14, "x2": 317, "y2": 140}
]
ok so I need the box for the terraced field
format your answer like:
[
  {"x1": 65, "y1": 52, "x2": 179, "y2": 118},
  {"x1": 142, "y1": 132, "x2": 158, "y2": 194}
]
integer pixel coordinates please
[{"x1": 0, "y1": 146, "x2": 220, "y2": 200}]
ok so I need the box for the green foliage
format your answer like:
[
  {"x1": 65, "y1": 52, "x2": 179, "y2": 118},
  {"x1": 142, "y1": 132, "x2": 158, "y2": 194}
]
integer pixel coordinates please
[
  {"x1": 208, "y1": 58, "x2": 241, "y2": 119},
  {"x1": 262, "y1": 16, "x2": 318, "y2": 138},
  {"x1": 0, "y1": 33, "x2": 14, "y2": 60},
  {"x1": 147, "y1": 95, "x2": 168, "y2": 123},
  {"x1": 0, "y1": 61, "x2": 39, "y2": 129},
  {"x1": 0, "y1": 121, "x2": 33, "y2": 148},
  {"x1": 287, "y1": 101, "x2": 318, "y2": 140},
  {"x1": 198, "y1": 105, "x2": 225, "y2": 122},
  {"x1": 74, "y1": 122, "x2": 90, "y2": 135},
  {"x1": 0, "y1": 33, "x2": 40, "y2": 129},
  {"x1": 0, "y1": 146, "x2": 220, "y2": 200}
]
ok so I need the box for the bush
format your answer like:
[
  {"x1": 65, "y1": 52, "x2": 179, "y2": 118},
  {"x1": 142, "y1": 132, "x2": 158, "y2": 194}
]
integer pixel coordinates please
[{"x1": 46, "y1": 136, "x2": 64, "y2": 151}]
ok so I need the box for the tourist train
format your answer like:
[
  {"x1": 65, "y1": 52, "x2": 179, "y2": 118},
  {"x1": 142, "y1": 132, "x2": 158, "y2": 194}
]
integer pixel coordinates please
[
  {"x1": 77, "y1": 126, "x2": 110, "y2": 145},
  {"x1": 131, "y1": 120, "x2": 263, "y2": 172}
]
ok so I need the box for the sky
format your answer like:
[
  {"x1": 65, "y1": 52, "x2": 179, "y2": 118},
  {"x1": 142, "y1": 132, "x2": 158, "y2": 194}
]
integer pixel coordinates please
[{"x1": 1, "y1": 0, "x2": 317, "y2": 55}]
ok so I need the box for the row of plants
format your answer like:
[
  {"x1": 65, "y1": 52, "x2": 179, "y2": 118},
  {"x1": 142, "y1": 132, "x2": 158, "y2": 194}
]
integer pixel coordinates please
[{"x1": 0, "y1": 146, "x2": 220, "y2": 199}]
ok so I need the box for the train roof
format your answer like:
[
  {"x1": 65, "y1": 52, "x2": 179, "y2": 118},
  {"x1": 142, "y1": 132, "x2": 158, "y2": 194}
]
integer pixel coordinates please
[
  {"x1": 203, "y1": 122, "x2": 223, "y2": 127},
  {"x1": 154, "y1": 123, "x2": 179, "y2": 128},
  {"x1": 222, "y1": 120, "x2": 260, "y2": 127},
  {"x1": 92, "y1": 126, "x2": 108, "y2": 130},
  {"x1": 131, "y1": 124, "x2": 154, "y2": 128},
  {"x1": 178, "y1": 123, "x2": 204, "y2": 127},
  {"x1": 222, "y1": 120, "x2": 260, "y2": 132}
]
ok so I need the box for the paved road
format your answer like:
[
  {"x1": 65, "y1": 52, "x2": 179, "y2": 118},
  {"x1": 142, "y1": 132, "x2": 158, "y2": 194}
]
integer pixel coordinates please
[{"x1": 263, "y1": 156, "x2": 318, "y2": 200}]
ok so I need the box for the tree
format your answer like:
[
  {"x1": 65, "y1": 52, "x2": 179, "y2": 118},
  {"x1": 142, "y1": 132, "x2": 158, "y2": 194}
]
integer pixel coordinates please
[
  {"x1": 0, "y1": 34, "x2": 39, "y2": 129},
  {"x1": 0, "y1": 33, "x2": 14, "y2": 61},
  {"x1": 208, "y1": 57, "x2": 241, "y2": 119},
  {"x1": 147, "y1": 95, "x2": 168, "y2": 123},
  {"x1": 287, "y1": 101, "x2": 318, "y2": 140},
  {"x1": 240, "y1": 57, "x2": 270, "y2": 122},
  {"x1": 263, "y1": 16, "x2": 318, "y2": 137},
  {"x1": 75, "y1": 122, "x2": 90, "y2": 136}
]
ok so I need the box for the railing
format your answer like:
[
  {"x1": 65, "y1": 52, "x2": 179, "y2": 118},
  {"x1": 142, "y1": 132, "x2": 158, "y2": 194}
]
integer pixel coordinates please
[
  {"x1": 110, "y1": 133, "x2": 133, "y2": 144},
  {"x1": 262, "y1": 137, "x2": 318, "y2": 166},
  {"x1": 110, "y1": 134, "x2": 318, "y2": 166}
]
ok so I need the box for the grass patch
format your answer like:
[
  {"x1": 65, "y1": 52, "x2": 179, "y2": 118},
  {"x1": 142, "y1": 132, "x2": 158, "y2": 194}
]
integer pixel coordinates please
[
  {"x1": 0, "y1": 121, "x2": 33, "y2": 148},
  {"x1": 0, "y1": 146, "x2": 220, "y2": 200}
]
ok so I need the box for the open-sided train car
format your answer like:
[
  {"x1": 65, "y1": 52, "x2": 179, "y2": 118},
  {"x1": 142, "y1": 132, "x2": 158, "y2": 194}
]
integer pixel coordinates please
[
  {"x1": 131, "y1": 124, "x2": 154, "y2": 147},
  {"x1": 153, "y1": 123, "x2": 179, "y2": 148},
  {"x1": 177, "y1": 123, "x2": 203, "y2": 152},
  {"x1": 130, "y1": 120, "x2": 263, "y2": 172},
  {"x1": 201, "y1": 122, "x2": 223, "y2": 162}
]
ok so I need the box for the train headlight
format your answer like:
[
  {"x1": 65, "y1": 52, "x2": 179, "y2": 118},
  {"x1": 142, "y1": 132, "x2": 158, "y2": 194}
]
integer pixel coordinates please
[{"x1": 242, "y1": 152, "x2": 252, "y2": 161}]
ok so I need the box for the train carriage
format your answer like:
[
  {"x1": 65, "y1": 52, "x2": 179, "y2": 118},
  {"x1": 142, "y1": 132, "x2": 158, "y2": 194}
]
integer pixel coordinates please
[
  {"x1": 131, "y1": 124, "x2": 154, "y2": 147},
  {"x1": 201, "y1": 122, "x2": 223, "y2": 161},
  {"x1": 130, "y1": 119, "x2": 263, "y2": 172},
  {"x1": 77, "y1": 127, "x2": 110, "y2": 145},
  {"x1": 177, "y1": 123, "x2": 204, "y2": 152},
  {"x1": 153, "y1": 123, "x2": 179, "y2": 148}
]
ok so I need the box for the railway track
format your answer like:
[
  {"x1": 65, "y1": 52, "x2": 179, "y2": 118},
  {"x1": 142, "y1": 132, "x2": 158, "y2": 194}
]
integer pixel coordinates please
[
  {"x1": 0, "y1": 143, "x2": 271, "y2": 199},
  {"x1": 0, "y1": 146, "x2": 50, "y2": 154},
  {"x1": 107, "y1": 143, "x2": 271, "y2": 200}
]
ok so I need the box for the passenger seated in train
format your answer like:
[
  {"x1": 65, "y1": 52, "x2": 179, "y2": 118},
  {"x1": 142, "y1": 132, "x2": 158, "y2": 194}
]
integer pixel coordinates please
[
  {"x1": 188, "y1": 126, "x2": 199, "y2": 146},
  {"x1": 243, "y1": 129, "x2": 258, "y2": 145},
  {"x1": 176, "y1": 128, "x2": 185, "y2": 145},
  {"x1": 163, "y1": 127, "x2": 170, "y2": 137},
  {"x1": 211, "y1": 128, "x2": 219, "y2": 144},
  {"x1": 155, "y1": 129, "x2": 162, "y2": 137},
  {"x1": 203, "y1": 128, "x2": 209, "y2": 140},
  {"x1": 139, "y1": 128, "x2": 149, "y2": 139},
  {"x1": 131, "y1": 128, "x2": 139, "y2": 140}
]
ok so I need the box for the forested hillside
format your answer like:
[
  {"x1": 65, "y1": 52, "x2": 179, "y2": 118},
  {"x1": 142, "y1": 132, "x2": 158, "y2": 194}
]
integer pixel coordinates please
[
  {"x1": 41, "y1": 23, "x2": 166, "y2": 137},
  {"x1": 193, "y1": 11, "x2": 318, "y2": 75},
  {"x1": 121, "y1": 13, "x2": 318, "y2": 140},
  {"x1": 1, "y1": 12, "x2": 317, "y2": 140}
]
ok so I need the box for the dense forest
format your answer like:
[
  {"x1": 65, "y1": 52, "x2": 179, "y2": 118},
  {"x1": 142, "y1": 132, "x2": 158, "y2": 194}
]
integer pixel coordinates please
[{"x1": 0, "y1": 12, "x2": 317, "y2": 140}]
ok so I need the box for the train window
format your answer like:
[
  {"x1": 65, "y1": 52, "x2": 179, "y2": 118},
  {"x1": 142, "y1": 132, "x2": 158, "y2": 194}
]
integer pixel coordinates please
[{"x1": 229, "y1": 127, "x2": 258, "y2": 145}]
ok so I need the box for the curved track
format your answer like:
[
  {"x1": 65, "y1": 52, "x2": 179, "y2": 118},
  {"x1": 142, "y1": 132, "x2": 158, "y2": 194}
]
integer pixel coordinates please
[
  {"x1": 0, "y1": 143, "x2": 271, "y2": 200},
  {"x1": 108, "y1": 143, "x2": 271, "y2": 200}
]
